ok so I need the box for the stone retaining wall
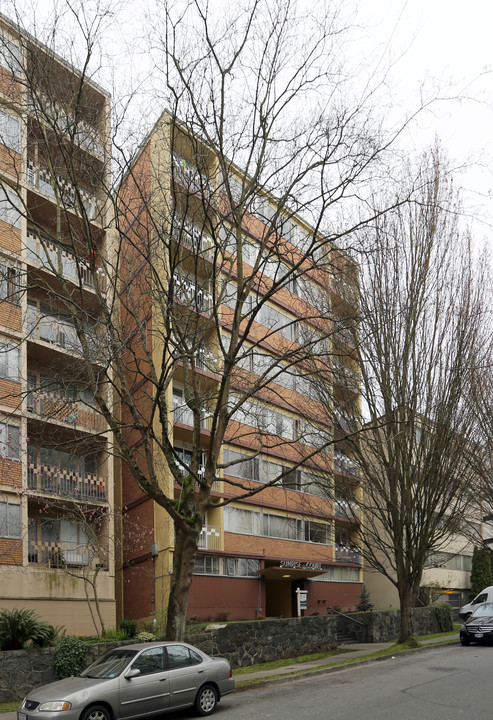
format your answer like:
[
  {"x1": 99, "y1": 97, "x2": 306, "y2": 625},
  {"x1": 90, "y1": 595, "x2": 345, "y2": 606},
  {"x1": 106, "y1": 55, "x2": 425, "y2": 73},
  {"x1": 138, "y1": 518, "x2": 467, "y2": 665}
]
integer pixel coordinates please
[{"x1": 0, "y1": 606, "x2": 450, "y2": 702}]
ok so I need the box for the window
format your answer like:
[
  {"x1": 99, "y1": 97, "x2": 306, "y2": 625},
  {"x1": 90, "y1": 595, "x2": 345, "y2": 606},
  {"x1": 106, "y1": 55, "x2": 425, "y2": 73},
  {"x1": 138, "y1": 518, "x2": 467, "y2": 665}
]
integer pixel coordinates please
[
  {"x1": 0, "y1": 265, "x2": 21, "y2": 304},
  {"x1": 0, "y1": 110, "x2": 20, "y2": 153},
  {"x1": 167, "y1": 645, "x2": 202, "y2": 669},
  {"x1": 0, "y1": 37, "x2": 21, "y2": 76},
  {"x1": 0, "y1": 499, "x2": 21, "y2": 537},
  {"x1": 29, "y1": 516, "x2": 91, "y2": 566},
  {"x1": 0, "y1": 343, "x2": 19, "y2": 381},
  {"x1": 132, "y1": 647, "x2": 164, "y2": 675},
  {"x1": 262, "y1": 512, "x2": 300, "y2": 541},
  {"x1": 305, "y1": 520, "x2": 331, "y2": 544},
  {"x1": 0, "y1": 421, "x2": 19, "y2": 459},
  {"x1": 223, "y1": 449, "x2": 259, "y2": 481},
  {"x1": 224, "y1": 506, "x2": 261, "y2": 534},
  {"x1": 312, "y1": 566, "x2": 360, "y2": 582},
  {"x1": 257, "y1": 303, "x2": 295, "y2": 340},
  {"x1": 0, "y1": 187, "x2": 21, "y2": 228},
  {"x1": 223, "y1": 557, "x2": 260, "y2": 577},
  {"x1": 194, "y1": 554, "x2": 220, "y2": 575}
]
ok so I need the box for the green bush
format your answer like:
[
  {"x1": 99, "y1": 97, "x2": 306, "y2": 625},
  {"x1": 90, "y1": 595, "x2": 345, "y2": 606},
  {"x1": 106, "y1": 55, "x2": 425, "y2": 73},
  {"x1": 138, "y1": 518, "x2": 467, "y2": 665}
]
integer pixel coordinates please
[
  {"x1": 54, "y1": 636, "x2": 88, "y2": 680},
  {"x1": 0, "y1": 608, "x2": 55, "y2": 651},
  {"x1": 134, "y1": 631, "x2": 155, "y2": 643},
  {"x1": 104, "y1": 628, "x2": 128, "y2": 641},
  {"x1": 432, "y1": 601, "x2": 453, "y2": 632},
  {"x1": 119, "y1": 618, "x2": 138, "y2": 638}
]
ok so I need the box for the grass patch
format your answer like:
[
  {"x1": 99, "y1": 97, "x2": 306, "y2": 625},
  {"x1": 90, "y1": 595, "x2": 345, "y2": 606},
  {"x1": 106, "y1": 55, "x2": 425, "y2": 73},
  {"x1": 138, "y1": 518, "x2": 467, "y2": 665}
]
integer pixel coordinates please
[
  {"x1": 0, "y1": 702, "x2": 19, "y2": 713},
  {"x1": 233, "y1": 648, "x2": 350, "y2": 676}
]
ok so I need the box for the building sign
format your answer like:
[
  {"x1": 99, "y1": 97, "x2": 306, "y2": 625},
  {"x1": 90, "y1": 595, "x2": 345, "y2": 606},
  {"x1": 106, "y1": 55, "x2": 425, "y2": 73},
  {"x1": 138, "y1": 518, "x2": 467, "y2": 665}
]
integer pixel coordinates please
[
  {"x1": 280, "y1": 560, "x2": 326, "y2": 571},
  {"x1": 296, "y1": 588, "x2": 308, "y2": 616}
]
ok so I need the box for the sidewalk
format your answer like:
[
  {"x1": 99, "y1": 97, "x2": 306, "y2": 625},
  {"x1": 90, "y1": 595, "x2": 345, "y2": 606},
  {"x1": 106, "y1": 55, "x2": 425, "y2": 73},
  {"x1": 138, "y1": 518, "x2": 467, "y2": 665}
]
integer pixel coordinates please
[
  {"x1": 233, "y1": 632, "x2": 459, "y2": 686},
  {"x1": 1, "y1": 633, "x2": 459, "y2": 720}
]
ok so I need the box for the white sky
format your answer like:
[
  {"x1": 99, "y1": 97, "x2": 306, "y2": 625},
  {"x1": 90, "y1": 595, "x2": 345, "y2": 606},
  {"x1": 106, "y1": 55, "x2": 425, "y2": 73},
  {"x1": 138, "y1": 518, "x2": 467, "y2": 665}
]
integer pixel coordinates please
[{"x1": 6, "y1": 0, "x2": 493, "y2": 244}]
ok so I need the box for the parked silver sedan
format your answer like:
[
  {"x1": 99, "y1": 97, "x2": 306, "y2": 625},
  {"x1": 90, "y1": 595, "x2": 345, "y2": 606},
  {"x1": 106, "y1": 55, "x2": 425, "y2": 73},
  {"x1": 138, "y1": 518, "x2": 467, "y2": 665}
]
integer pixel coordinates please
[{"x1": 17, "y1": 642, "x2": 234, "y2": 720}]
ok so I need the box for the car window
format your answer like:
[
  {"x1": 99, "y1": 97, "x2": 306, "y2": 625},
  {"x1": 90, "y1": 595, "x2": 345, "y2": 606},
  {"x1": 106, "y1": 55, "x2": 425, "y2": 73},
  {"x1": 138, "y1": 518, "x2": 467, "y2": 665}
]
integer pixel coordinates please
[
  {"x1": 132, "y1": 647, "x2": 165, "y2": 675},
  {"x1": 166, "y1": 645, "x2": 202, "y2": 669},
  {"x1": 471, "y1": 602, "x2": 493, "y2": 617},
  {"x1": 474, "y1": 593, "x2": 488, "y2": 604},
  {"x1": 81, "y1": 649, "x2": 138, "y2": 679}
]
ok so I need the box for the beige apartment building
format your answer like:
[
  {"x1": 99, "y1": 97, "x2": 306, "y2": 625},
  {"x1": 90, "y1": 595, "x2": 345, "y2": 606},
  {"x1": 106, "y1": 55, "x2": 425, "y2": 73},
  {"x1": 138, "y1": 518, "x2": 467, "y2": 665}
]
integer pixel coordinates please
[{"x1": 0, "y1": 14, "x2": 116, "y2": 634}]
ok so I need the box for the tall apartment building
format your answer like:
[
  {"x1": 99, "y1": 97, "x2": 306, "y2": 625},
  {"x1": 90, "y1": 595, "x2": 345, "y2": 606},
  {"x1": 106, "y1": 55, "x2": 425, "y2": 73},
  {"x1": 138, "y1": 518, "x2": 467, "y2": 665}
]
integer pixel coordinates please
[
  {"x1": 0, "y1": 15, "x2": 116, "y2": 634},
  {"x1": 120, "y1": 113, "x2": 363, "y2": 622}
]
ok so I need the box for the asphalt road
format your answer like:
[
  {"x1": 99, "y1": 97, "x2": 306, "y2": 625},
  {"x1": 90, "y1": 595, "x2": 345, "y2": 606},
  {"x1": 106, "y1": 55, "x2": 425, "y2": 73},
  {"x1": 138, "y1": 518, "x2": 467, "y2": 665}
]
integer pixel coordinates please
[{"x1": 205, "y1": 643, "x2": 492, "y2": 720}]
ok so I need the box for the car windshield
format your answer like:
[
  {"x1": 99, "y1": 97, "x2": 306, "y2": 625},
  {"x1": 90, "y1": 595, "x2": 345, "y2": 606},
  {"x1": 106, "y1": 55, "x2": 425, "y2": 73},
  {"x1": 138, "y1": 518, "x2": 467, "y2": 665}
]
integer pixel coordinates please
[
  {"x1": 471, "y1": 603, "x2": 493, "y2": 618},
  {"x1": 80, "y1": 649, "x2": 138, "y2": 678}
]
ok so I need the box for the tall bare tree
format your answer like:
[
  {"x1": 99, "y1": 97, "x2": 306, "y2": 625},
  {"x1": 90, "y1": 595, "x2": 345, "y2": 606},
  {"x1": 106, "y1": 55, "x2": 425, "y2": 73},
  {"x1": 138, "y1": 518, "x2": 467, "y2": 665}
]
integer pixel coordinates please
[{"x1": 320, "y1": 149, "x2": 489, "y2": 642}]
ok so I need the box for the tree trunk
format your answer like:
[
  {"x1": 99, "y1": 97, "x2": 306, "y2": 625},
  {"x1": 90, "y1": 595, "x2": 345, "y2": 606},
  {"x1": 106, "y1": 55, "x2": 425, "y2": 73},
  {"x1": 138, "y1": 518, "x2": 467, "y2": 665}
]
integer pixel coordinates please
[
  {"x1": 165, "y1": 522, "x2": 200, "y2": 640},
  {"x1": 398, "y1": 583, "x2": 412, "y2": 643}
]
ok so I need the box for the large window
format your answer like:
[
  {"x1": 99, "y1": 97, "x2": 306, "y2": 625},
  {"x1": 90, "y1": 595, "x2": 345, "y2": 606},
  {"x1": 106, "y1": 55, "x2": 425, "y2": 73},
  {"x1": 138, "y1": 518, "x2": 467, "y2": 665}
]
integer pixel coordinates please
[
  {"x1": 225, "y1": 505, "x2": 331, "y2": 545},
  {"x1": 0, "y1": 499, "x2": 21, "y2": 538},
  {"x1": 28, "y1": 516, "x2": 91, "y2": 566},
  {"x1": 223, "y1": 449, "x2": 259, "y2": 481},
  {"x1": 0, "y1": 343, "x2": 19, "y2": 381},
  {"x1": 0, "y1": 265, "x2": 21, "y2": 304},
  {"x1": 0, "y1": 421, "x2": 20, "y2": 459},
  {"x1": 194, "y1": 554, "x2": 259, "y2": 577},
  {"x1": 0, "y1": 37, "x2": 21, "y2": 76},
  {"x1": 0, "y1": 110, "x2": 20, "y2": 153},
  {"x1": 0, "y1": 187, "x2": 21, "y2": 228}
]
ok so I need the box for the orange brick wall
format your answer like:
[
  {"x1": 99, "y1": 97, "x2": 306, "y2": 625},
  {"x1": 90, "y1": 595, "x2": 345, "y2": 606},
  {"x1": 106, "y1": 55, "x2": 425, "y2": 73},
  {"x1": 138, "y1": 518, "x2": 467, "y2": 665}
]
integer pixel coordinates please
[
  {"x1": 0, "y1": 302, "x2": 21, "y2": 332},
  {"x1": 0, "y1": 537, "x2": 22, "y2": 565},
  {"x1": 0, "y1": 221, "x2": 20, "y2": 255},
  {"x1": 0, "y1": 377, "x2": 22, "y2": 410},
  {"x1": 0, "y1": 458, "x2": 21, "y2": 487}
]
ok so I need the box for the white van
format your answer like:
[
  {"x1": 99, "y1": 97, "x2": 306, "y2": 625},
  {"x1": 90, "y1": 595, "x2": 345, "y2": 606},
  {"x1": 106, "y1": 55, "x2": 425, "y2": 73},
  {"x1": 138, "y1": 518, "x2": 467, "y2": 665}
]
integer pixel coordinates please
[{"x1": 459, "y1": 586, "x2": 493, "y2": 620}]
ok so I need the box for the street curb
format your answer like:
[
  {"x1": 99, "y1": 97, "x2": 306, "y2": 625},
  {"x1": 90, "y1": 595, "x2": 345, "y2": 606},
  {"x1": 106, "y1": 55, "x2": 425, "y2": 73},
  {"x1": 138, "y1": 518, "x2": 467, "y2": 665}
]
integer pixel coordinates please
[{"x1": 233, "y1": 639, "x2": 459, "y2": 690}]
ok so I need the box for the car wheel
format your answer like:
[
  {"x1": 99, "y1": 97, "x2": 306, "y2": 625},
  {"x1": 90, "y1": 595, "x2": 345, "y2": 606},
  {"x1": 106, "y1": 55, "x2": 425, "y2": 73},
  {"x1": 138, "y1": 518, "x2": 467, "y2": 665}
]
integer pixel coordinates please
[
  {"x1": 460, "y1": 636, "x2": 470, "y2": 646},
  {"x1": 195, "y1": 684, "x2": 218, "y2": 716},
  {"x1": 80, "y1": 705, "x2": 111, "y2": 720}
]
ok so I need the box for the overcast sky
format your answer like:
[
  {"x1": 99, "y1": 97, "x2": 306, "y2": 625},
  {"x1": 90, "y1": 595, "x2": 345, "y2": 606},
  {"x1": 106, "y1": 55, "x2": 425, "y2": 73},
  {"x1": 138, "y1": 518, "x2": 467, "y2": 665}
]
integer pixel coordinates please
[{"x1": 6, "y1": 0, "x2": 493, "y2": 243}]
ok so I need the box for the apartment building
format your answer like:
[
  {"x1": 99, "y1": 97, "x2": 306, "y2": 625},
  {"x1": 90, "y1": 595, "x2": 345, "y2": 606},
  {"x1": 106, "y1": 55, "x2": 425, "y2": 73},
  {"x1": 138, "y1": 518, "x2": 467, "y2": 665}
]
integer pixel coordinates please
[
  {"x1": 120, "y1": 113, "x2": 363, "y2": 622},
  {"x1": 0, "y1": 15, "x2": 116, "y2": 634}
]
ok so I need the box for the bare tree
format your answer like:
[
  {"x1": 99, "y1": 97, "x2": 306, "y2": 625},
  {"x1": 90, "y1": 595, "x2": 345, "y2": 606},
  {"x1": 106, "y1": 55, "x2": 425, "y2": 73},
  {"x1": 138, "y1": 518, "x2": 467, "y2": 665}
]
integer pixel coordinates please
[
  {"x1": 0, "y1": 1, "x2": 426, "y2": 640},
  {"x1": 319, "y1": 148, "x2": 489, "y2": 643}
]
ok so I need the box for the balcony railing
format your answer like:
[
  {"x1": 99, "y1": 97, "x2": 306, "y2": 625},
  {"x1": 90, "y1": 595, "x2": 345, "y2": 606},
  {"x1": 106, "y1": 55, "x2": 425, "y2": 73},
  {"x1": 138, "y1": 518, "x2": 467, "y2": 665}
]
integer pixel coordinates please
[
  {"x1": 28, "y1": 540, "x2": 108, "y2": 569},
  {"x1": 173, "y1": 400, "x2": 213, "y2": 431},
  {"x1": 28, "y1": 92, "x2": 105, "y2": 158},
  {"x1": 333, "y1": 276, "x2": 358, "y2": 306},
  {"x1": 172, "y1": 154, "x2": 211, "y2": 198},
  {"x1": 334, "y1": 452, "x2": 359, "y2": 477},
  {"x1": 27, "y1": 388, "x2": 105, "y2": 431},
  {"x1": 335, "y1": 544, "x2": 360, "y2": 564},
  {"x1": 27, "y1": 302, "x2": 81, "y2": 353},
  {"x1": 27, "y1": 229, "x2": 106, "y2": 291},
  {"x1": 334, "y1": 498, "x2": 360, "y2": 518},
  {"x1": 171, "y1": 214, "x2": 213, "y2": 256},
  {"x1": 27, "y1": 462, "x2": 107, "y2": 501},
  {"x1": 173, "y1": 273, "x2": 213, "y2": 313},
  {"x1": 198, "y1": 524, "x2": 221, "y2": 551},
  {"x1": 27, "y1": 160, "x2": 97, "y2": 220}
]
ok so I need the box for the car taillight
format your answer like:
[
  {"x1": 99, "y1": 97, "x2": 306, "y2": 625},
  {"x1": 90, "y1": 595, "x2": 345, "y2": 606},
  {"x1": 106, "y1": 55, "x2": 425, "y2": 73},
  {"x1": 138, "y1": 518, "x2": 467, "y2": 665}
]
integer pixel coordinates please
[{"x1": 229, "y1": 669, "x2": 232, "y2": 678}]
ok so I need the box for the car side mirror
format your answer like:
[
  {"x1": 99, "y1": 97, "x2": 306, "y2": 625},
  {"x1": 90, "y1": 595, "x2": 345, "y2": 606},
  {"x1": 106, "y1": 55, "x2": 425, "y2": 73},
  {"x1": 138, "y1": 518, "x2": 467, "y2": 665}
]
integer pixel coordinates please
[{"x1": 125, "y1": 668, "x2": 141, "y2": 679}]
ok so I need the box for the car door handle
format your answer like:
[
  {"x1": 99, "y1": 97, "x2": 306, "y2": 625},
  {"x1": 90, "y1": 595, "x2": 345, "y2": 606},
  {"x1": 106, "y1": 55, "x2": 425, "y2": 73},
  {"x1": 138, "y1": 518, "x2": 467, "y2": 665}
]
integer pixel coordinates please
[
  {"x1": 198, "y1": 670, "x2": 204, "y2": 673},
  {"x1": 159, "y1": 677, "x2": 168, "y2": 681}
]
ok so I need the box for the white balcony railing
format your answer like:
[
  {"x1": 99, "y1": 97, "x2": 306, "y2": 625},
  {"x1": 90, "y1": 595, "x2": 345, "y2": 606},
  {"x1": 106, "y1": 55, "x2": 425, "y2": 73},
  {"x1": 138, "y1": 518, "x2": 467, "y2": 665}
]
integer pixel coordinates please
[
  {"x1": 334, "y1": 451, "x2": 359, "y2": 477},
  {"x1": 27, "y1": 160, "x2": 97, "y2": 220},
  {"x1": 27, "y1": 462, "x2": 107, "y2": 501},
  {"x1": 27, "y1": 302, "x2": 82, "y2": 353},
  {"x1": 334, "y1": 498, "x2": 360, "y2": 519},
  {"x1": 172, "y1": 154, "x2": 211, "y2": 198},
  {"x1": 173, "y1": 273, "x2": 213, "y2": 313},
  {"x1": 335, "y1": 543, "x2": 360, "y2": 565},
  {"x1": 173, "y1": 399, "x2": 213, "y2": 431},
  {"x1": 27, "y1": 228, "x2": 106, "y2": 291},
  {"x1": 171, "y1": 214, "x2": 213, "y2": 256},
  {"x1": 198, "y1": 524, "x2": 221, "y2": 551}
]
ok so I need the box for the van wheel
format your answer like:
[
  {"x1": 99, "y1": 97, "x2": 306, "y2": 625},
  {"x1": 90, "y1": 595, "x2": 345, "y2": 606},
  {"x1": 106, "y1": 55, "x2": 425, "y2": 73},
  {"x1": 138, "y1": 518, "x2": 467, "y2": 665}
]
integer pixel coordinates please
[{"x1": 195, "y1": 684, "x2": 218, "y2": 716}]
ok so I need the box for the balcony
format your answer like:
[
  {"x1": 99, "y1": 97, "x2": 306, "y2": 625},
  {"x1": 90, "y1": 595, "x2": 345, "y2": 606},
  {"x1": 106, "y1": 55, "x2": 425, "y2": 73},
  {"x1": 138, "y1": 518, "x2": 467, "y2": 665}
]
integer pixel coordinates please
[
  {"x1": 27, "y1": 302, "x2": 82, "y2": 353},
  {"x1": 173, "y1": 398, "x2": 213, "y2": 431},
  {"x1": 171, "y1": 214, "x2": 213, "y2": 257},
  {"x1": 334, "y1": 498, "x2": 360, "y2": 519},
  {"x1": 334, "y1": 452, "x2": 359, "y2": 477},
  {"x1": 27, "y1": 228, "x2": 106, "y2": 291},
  {"x1": 27, "y1": 159, "x2": 97, "y2": 220},
  {"x1": 333, "y1": 275, "x2": 358, "y2": 307},
  {"x1": 27, "y1": 462, "x2": 107, "y2": 502},
  {"x1": 335, "y1": 543, "x2": 360, "y2": 564},
  {"x1": 198, "y1": 524, "x2": 221, "y2": 551},
  {"x1": 173, "y1": 273, "x2": 213, "y2": 313},
  {"x1": 172, "y1": 153, "x2": 211, "y2": 198},
  {"x1": 27, "y1": 386, "x2": 105, "y2": 432},
  {"x1": 28, "y1": 92, "x2": 105, "y2": 158}
]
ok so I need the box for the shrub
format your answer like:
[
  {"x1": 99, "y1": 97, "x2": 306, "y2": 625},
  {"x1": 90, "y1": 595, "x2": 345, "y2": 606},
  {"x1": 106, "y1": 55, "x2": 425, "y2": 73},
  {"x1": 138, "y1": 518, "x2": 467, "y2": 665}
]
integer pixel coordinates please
[
  {"x1": 0, "y1": 608, "x2": 55, "y2": 651},
  {"x1": 119, "y1": 618, "x2": 138, "y2": 638},
  {"x1": 134, "y1": 631, "x2": 155, "y2": 643},
  {"x1": 356, "y1": 585, "x2": 373, "y2": 612},
  {"x1": 54, "y1": 636, "x2": 88, "y2": 680},
  {"x1": 104, "y1": 628, "x2": 128, "y2": 641},
  {"x1": 432, "y1": 601, "x2": 453, "y2": 632},
  {"x1": 217, "y1": 611, "x2": 230, "y2": 622}
]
